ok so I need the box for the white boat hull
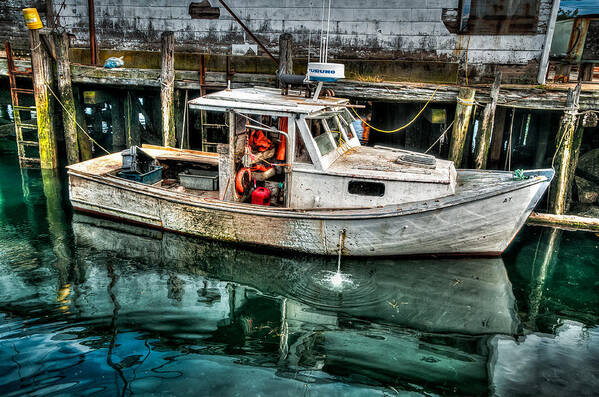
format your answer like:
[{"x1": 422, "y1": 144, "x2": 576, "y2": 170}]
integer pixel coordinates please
[{"x1": 68, "y1": 168, "x2": 552, "y2": 257}]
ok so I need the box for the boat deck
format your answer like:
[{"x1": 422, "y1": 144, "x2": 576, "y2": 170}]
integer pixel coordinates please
[
  {"x1": 67, "y1": 146, "x2": 551, "y2": 219},
  {"x1": 159, "y1": 179, "x2": 220, "y2": 200}
]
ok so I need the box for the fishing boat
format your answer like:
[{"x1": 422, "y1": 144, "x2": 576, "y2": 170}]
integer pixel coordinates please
[{"x1": 67, "y1": 85, "x2": 553, "y2": 257}]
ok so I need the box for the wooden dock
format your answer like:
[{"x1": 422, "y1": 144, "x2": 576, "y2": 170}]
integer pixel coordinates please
[{"x1": 2, "y1": 58, "x2": 599, "y2": 111}]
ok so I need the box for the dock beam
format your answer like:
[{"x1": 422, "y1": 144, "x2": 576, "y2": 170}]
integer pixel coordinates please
[
  {"x1": 53, "y1": 31, "x2": 80, "y2": 165},
  {"x1": 448, "y1": 87, "x2": 475, "y2": 167},
  {"x1": 30, "y1": 29, "x2": 58, "y2": 169},
  {"x1": 549, "y1": 83, "x2": 583, "y2": 215},
  {"x1": 474, "y1": 72, "x2": 501, "y2": 169},
  {"x1": 160, "y1": 31, "x2": 176, "y2": 147}
]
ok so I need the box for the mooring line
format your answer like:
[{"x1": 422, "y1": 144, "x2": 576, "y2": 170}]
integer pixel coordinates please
[{"x1": 44, "y1": 81, "x2": 111, "y2": 154}]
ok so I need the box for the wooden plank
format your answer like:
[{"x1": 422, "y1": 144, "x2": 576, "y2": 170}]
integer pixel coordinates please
[
  {"x1": 141, "y1": 144, "x2": 219, "y2": 157},
  {"x1": 2, "y1": 58, "x2": 598, "y2": 109},
  {"x1": 528, "y1": 211, "x2": 599, "y2": 232}
]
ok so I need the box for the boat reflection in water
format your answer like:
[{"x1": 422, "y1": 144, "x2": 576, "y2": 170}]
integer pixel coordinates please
[{"x1": 67, "y1": 214, "x2": 520, "y2": 395}]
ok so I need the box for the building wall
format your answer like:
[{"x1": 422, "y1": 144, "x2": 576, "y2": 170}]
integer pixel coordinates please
[
  {"x1": 1, "y1": 0, "x2": 555, "y2": 83},
  {"x1": 0, "y1": 1, "x2": 45, "y2": 50}
]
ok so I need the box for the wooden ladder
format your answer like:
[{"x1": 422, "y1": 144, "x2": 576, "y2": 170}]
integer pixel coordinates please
[
  {"x1": 200, "y1": 109, "x2": 227, "y2": 152},
  {"x1": 5, "y1": 42, "x2": 41, "y2": 168}
]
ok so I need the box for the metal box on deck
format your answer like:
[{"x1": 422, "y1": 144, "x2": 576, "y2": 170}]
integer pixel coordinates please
[
  {"x1": 121, "y1": 146, "x2": 155, "y2": 174},
  {"x1": 179, "y1": 169, "x2": 219, "y2": 190}
]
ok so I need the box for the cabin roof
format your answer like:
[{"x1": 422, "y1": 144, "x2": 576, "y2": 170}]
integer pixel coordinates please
[
  {"x1": 328, "y1": 146, "x2": 455, "y2": 184},
  {"x1": 188, "y1": 87, "x2": 350, "y2": 115}
]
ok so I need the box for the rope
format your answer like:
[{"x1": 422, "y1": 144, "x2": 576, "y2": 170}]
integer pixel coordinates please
[
  {"x1": 551, "y1": 110, "x2": 577, "y2": 168},
  {"x1": 30, "y1": 41, "x2": 41, "y2": 52},
  {"x1": 456, "y1": 96, "x2": 474, "y2": 106},
  {"x1": 350, "y1": 86, "x2": 440, "y2": 133},
  {"x1": 424, "y1": 120, "x2": 454, "y2": 154},
  {"x1": 44, "y1": 82, "x2": 111, "y2": 154}
]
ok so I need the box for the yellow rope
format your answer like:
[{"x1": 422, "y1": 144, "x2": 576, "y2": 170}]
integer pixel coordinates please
[
  {"x1": 44, "y1": 82, "x2": 111, "y2": 154},
  {"x1": 350, "y1": 86, "x2": 440, "y2": 133}
]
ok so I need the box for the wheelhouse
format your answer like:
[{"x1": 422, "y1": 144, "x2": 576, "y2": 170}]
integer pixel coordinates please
[{"x1": 188, "y1": 87, "x2": 456, "y2": 209}]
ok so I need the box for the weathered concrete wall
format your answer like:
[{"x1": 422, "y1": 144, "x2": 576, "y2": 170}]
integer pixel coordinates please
[
  {"x1": 2, "y1": 0, "x2": 555, "y2": 83},
  {"x1": 0, "y1": 1, "x2": 51, "y2": 49}
]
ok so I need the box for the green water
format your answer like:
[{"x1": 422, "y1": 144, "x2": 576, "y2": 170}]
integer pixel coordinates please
[{"x1": 0, "y1": 138, "x2": 598, "y2": 396}]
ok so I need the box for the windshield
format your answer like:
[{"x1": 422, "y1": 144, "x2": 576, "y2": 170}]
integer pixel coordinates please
[{"x1": 307, "y1": 112, "x2": 354, "y2": 157}]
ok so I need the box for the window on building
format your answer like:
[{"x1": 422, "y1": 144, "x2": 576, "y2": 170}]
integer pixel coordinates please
[{"x1": 457, "y1": 0, "x2": 540, "y2": 35}]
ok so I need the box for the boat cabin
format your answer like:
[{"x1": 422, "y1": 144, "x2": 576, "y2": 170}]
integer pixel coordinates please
[
  {"x1": 183, "y1": 87, "x2": 457, "y2": 209},
  {"x1": 104, "y1": 87, "x2": 456, "y2": 210}
]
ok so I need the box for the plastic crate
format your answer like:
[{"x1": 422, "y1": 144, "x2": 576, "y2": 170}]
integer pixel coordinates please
[
  {"x1": 179, "y1": 169, "x2": 219, "y2": 190},
  {"x1": 121, "y1": 146, "x2": 155, "y2": 174},
  {"x1": 118, "y1": 166, "x2": 163, "y2": 185}
]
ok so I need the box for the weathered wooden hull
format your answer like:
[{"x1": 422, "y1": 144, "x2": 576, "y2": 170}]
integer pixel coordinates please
[{"x1": 68, "y1": 169, "x2": 552, "y2": 256}]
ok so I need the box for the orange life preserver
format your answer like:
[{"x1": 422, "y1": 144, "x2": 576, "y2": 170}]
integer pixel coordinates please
[
  {"x1": 276, "y1": 118, "x2": 287, "y2": 161},
  {"x1": 235, "y1": 167, "x2": 252, "y2": 195},
  {"x1": 362, "y1": 121, "x2": 371, "y2": 143},
  {"x1": 251, "y1": 163, "x2": 272, "y2": 172},
  {"x1": 249, "y1": 129, "x2": 272, "y2": 152}
]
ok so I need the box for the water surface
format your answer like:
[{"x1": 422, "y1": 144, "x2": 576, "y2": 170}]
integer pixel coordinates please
[{"x1": 0, "y1": 138, "x2": 598, "y2": 396}]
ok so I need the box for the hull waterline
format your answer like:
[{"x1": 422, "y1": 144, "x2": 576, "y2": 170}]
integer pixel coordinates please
[{"x1": 68, "y1": 168, "x2": 553, "y2": 257}]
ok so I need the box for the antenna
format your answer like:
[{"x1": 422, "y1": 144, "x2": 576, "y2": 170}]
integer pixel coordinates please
[
  {"x1": 306, "y1": 0, "x2": 344, "y2": 101},
  {"x1": 320, "y1": 0, "x2": 325, "y2": 63},
  {"x1": 308, "y1": 31, "x2": 311, "y2": 63},
  {"x1": 325, "y1": 0, "x2": 331, "y2": 63}
]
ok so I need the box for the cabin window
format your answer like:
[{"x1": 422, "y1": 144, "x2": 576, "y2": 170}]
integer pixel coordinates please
[
  {"x1": 307, "y1": 118, "x2": 335, "y2": 156},
  {"x1": 295, "y1": 129, "x2": 313, "y2": 164},
  {"x1": 348, "y1": 181, "x2": 385, "y2": 197},
  {"x1": 339, "y1": 109, "x2": 356, "y2": 140}
]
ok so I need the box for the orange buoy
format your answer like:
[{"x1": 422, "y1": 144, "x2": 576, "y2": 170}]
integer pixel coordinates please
[{"x1": 235, "y1": 167, "x2": 252, "y2": 196}]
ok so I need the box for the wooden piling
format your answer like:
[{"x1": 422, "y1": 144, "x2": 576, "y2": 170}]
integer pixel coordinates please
[
  {"x1": 534, "y1": 113, "x2": 551, "y2": 168},
  {"x1": 549, "y1": 83, "x2": 582, "y2": 215},
  {"x1": 278, "y1": 33, "x2": 293, "y2": 89},
  {"x1": 110, "y1": 94, "x2": 125, "y2": 150},
  {"x1": 489, "y1": 106, "x2": 507, "y2": 164},
  {"x1": 53, "y1": 31, "x2": 79, "y2": 165},
  {"x1": 29, "y1": 29, "x2": 58, "y2": 169},
  {"x1": 125, "y1": 91, "x2": 141, "y2": 146},
  {"x1": 160, "y1": 31, "x2": 176, "y2": 147},
  {"x1": 448, "y1": 87, "x2": 475, "y2": 167},
  {"x1": 474, "y1": 72, "x2": 501, "y2": 169},
  {"x1": 73, "y1": 86, "x2": 93, "y2": 160},
  {"x1": 174, "y1": 89, "x2": 189, "y2": 149}
]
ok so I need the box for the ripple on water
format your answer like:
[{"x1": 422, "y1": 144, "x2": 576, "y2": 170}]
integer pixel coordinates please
[{"x1": 278, "y1": 261, "x2": 394, "y2": 314}]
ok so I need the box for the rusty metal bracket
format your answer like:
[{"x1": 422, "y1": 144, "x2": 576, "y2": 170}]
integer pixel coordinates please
[{"x1": 216, "y1": 0, "x2": 278, "y2": 67}]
